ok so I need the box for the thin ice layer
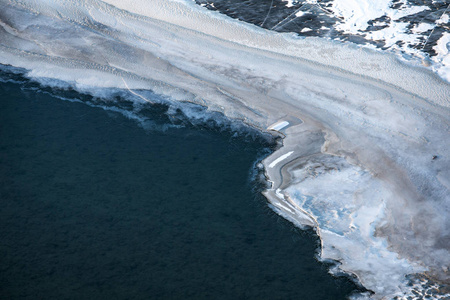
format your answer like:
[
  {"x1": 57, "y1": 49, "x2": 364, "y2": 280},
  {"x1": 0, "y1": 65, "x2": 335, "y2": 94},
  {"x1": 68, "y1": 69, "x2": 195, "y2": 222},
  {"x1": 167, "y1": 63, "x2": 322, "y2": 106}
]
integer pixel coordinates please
[{"x1": 0, "y1": 0, "x2": 449, "y2": 298}]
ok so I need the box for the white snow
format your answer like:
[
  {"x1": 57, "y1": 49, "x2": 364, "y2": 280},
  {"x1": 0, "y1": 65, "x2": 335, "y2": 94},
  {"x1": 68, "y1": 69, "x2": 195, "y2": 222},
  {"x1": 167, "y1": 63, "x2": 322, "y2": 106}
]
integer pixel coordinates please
[
  {"x1": 282, "y1": 0, "x2": 298, "y2": 8},
  {"x1": 327, "y1": 0, "x2": 446, "y2": 73},
  {"x1": 295, "y1": 11, "x2": 305, "y2": 17},
  {"x1": 269, "y1": 151, "x2": 294, "y2": 168},
  {"x1": 433, "y1": 32, "x2": 450, "y2": 82},
  {"x1": 268, "y1": 120, "x2": 289, "y2": 131},
  {"x1": 437, "y1": 12, "x2": 449, "y2": 25},
  {"x1": 330, "y1": 0, "x2": 392, "y2": 33},
  {"x1": 0, "y1": 0, "x2": 449, "y2": 298},
  {"x1": 412, "y1": 22, "x2": 435, "y2": 34}
]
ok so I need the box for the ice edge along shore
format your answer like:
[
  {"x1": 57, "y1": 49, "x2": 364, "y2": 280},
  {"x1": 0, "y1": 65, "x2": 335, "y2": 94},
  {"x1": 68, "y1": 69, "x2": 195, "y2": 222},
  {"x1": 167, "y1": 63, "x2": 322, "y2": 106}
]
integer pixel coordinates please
[{"x1": 1, "y1": 0, "x2": 449, "y2": 298}]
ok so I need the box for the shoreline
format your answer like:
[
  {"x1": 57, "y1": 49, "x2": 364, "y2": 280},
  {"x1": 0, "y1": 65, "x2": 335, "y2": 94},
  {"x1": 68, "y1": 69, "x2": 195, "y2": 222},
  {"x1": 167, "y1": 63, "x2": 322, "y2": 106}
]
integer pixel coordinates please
[{"x1": 1, "y1": 0, "x2": 449, "y2": 298}]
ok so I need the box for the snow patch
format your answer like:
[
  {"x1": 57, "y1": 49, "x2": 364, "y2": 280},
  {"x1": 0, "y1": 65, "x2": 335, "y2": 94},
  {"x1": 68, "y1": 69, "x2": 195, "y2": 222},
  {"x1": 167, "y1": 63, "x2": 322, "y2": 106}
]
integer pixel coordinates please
[{"x1": 269, "y1": 151, "x2": 294, "y2": 168}]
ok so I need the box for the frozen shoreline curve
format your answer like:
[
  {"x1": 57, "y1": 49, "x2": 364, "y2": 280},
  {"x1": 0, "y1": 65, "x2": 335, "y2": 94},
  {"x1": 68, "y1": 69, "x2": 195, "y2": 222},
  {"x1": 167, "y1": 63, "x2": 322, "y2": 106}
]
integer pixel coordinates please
[{"x1": 1, "y1": 0, "x2": 449, "y2": 298}]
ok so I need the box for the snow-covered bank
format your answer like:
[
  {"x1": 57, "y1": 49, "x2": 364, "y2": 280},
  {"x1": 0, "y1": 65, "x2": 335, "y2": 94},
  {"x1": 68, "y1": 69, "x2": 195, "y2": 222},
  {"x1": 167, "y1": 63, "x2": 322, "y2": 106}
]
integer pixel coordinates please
[
  {"x1": 327, "y1": 0, "x2": 450, "y2": 82},
  {"x1": 197, "y1": 0, "x2": 450, "y2": 83},
  {"x1": 0, "y1": 0, "x2": 449, "y2": 298}
]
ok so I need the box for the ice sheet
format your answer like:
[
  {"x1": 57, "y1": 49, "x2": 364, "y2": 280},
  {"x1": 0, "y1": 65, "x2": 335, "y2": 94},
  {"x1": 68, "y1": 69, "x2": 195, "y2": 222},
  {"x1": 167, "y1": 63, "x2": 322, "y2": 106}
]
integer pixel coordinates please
[{"x1": 0, "y1": 0, "x2": 449, "y2": 298}]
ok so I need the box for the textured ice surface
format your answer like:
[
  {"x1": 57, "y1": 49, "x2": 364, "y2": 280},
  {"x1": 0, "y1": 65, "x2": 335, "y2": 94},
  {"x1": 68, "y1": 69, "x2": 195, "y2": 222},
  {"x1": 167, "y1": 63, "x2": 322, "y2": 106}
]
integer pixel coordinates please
[
  {"x1": 285, "y1": 156, "x2": 425, "y2": 296},
  {"x1": 0, "y1": 0, "x2": 449, "y2": 298},
  {"x1": 196, "y1": 0, "x2": 450, "y2": 82}
]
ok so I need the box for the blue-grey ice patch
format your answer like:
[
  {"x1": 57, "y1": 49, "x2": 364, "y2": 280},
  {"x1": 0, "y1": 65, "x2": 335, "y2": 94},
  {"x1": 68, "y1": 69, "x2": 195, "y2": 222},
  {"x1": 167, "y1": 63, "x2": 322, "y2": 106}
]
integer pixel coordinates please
[{"x1": 285, "y1": 155, "x2": 426, "y2": 297}]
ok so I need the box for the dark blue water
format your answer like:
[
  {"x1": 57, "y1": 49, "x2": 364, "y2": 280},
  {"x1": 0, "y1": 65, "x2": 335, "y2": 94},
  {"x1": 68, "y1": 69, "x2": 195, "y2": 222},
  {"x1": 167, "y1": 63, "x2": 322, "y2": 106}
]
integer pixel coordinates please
[{"x1": 0, "y1": 70, "x2": 362, "y2": 299}]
